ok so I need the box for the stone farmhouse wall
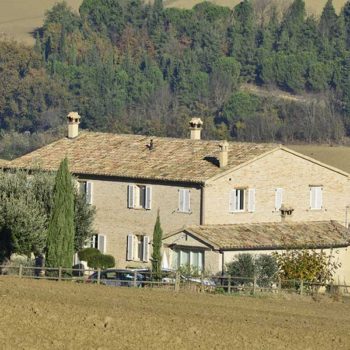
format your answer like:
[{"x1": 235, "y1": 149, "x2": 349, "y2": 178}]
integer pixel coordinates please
[
  {"x1": 81, "y1": 177, "x2": 201, "y2": 268},
  {"x1": 204, "y1": 149, "x2": 350, "y2": 225}
]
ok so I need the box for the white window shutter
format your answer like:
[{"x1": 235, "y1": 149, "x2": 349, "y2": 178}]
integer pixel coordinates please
[
  {"x1": 179, "y1": 189, "x2": 184, "y2": 212},
  {"x1": 142, "y1": 236, "x2": 150, "y2": 262},
  {"x1": 316, "y1": 187, "x2": 323, "y2": 209},
  {"x1": 86, "y1": 182, "x2": 93, "y2": 204},
  {"x1": 127, "y1": 185, "x2": 135, "y2": 208},
  {"x1": 184, "y1": 189, "x2": 190, "y2": 212},
  {"x1": 98, "y1": 234, "x2": 106, "y2": 254},
  {"x1": 275, "y1": 188, "x2": 283, "y2": 211},
  {"x1": 229, "y1": 190, "x2": 236, "y2": 212},
  {"x1": 145, "y1": 186, "x2": 152, "y2": 210},
  {"x1": 248, "y1": 188, "x2": 256, "y2": 212},
  {"x1": 127, "y1": 234, "x2": 134, "y2": 261}
]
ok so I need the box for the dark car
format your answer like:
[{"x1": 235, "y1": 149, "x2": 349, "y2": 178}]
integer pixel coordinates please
[{"x1": 87, "y1": 269, "x2": 143, "y2": 287}]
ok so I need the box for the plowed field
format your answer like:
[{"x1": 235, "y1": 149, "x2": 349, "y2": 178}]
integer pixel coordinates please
[{"x1": 0, "y1": 277, "x2": 349, "y2": 349}]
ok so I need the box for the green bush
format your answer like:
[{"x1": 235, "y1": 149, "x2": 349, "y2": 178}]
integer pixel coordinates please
[
  {"x1": 226, "y1": 254, "x2": 278, "y2": 287},
  {"x1": 78, "y1": 248, "x2": 100, "y2": 262},
  {"x1": 88, "y1": 254, "x2": 115, "y2": 269}
]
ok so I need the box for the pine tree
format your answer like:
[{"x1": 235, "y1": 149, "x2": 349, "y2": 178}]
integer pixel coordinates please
[
  {"x1": 46, "y1": 158, "x2": 75, "y2": 268},
  {"x1": 151, "y1": 210, "x2": 163, "y2": 279}
]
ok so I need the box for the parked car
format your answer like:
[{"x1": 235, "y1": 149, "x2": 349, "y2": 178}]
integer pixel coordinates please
[
  {"x1": 137, "y1": 268, "x2": 216, "y2": 287},
  {"x1": 87, "y1": 269, "x2": 143, "y2": 287}
]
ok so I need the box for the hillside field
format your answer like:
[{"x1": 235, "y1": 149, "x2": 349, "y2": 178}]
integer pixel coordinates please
[
  {"x1": 288, "y1": 144, "x2": 350, "y2": 174},
  {"x1": 0, "y1": 277, "x2": 350, "y2": 349},
  {"x1": 0, "y1": 0, "x2": 347, "y2": 45}
]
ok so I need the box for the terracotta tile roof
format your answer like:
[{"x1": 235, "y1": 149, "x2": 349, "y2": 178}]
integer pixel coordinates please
[
  {"x1": 168, "y1": 221, "x2": 349, "y2": 250},
  {"x1": 8, "y1": 132, "x2": 277, "y2": 183}
]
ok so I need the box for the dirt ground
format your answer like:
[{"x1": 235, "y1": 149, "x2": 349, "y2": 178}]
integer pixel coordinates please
[{"x1": 0, "y1": 277, "x2": 349, "y2": 350}]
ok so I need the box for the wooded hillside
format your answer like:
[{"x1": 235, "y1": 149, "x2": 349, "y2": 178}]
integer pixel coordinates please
[{"x1": 1, "y1": 0, "x2": 350, "y2": 158}]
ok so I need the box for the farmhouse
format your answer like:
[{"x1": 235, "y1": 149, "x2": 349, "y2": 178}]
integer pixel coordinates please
[{"x1": 3, "y1": 113, "x2": 350, "y2": 281}]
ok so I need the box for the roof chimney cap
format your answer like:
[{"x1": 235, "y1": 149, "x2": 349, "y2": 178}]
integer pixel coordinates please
[
  {"x1": 67, "y1": 111, "x2": 81, "y2": 124},
  {"x1": 189, "y1": 117, "x2": 203, "y2": 129},
  {"x1": 189, "y1": 118, "x2": 203, "y2": 140}
]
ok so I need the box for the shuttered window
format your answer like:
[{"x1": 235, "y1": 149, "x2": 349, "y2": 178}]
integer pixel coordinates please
[
  {"x1": 126, "y1": 234, "x2": 150, "y2": 262},
  {"x1": 178, "y1": 189, "x2": 191, "y2": 213},
  {"x1": 248, "y1": 188, "x2": 256, "y2": 212},
  {"x1": 127, "y1": 234, "x2": 134, "y2": 261},
  {"x1": 230, "y1": 188, "x2": 255, "y2": 212},
  {"x1": 79, "y1": 181, "x2": 93, "y2": 205},
  {"x1": 310, "y1": 186, "x2": 323, "y2": 210},
  {"x1": 275, "y1": 188, "x2": 283, "y2": 211},
  {"x1": 97, "y1": 235, "x2": 106, "y2": 254},
  {"x1": 142, "y1": 236, "x2": 150, "y2": 262},
  {"x1": 128, "y1": 185, "x2": 152, "y2": 209}
]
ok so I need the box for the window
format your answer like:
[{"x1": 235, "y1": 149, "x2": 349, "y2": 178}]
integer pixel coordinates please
[
  {"x1": 126, "y1": 234, "x2": 149, "y2": 262},
  {"x1": 230, "y1": 188, "x2": 255, "y2": 213},
  {"x1": 275, "y1": 188, "x2": 283, "y2": 211},
  {"x1": 79, "y1": 181, "x2": 93, "y2": 204},
  {"x1": 85, "y1": 234, "x2": 106, "y2": 254},
  {"x1": 178, "y1": 189, "x2": 191, "y2": 213},
  {"x1": 173, "y1": 249, "x2": 203, "y2": 271},
  {"x1": 310, "y1": 186, "x2": 323, "y2": 210},
  {"x1": 128, "y1": 185, "x2": 152, "y2": 209}
]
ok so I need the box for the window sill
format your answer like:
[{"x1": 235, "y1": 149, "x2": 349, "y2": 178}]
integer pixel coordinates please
[
  {"x1": 229, "y1": 211, "x2": 251, "y2": 214},
  {"x1": 177, "y1": 210, "x2": 192, "y2": 215}
]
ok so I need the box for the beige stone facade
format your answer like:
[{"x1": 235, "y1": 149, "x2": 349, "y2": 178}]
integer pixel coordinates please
[
  {"x1": 204, "y1": 148, "x2": 350, "y2": 226},
  {"x1": 83, "y1": 177, "x2": 201, "y2": 268}
]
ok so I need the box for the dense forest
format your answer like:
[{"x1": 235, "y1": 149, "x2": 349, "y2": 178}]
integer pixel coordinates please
[{"x1": 1, "y1": 0, "x2": 350, "y2": 159}]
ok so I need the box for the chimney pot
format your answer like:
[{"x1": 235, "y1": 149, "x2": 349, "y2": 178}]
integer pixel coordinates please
[
  {"x1": 189, "y1": 118, "x2": 203, "y2": 140},
  {"x1": 67, "y1": 112, "x2": 81, "y2": 139},
  {"x1": 219, "y1": 140, "x2": 229, "y2": 168}
]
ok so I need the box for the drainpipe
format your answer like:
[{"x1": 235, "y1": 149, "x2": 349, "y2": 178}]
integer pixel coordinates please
[
  {"x1": 345, "y1": 206, "x2": 350, "y2": 228},
  {"x1": 200, "y1": 184, "x2": 206, "y2": 225}
]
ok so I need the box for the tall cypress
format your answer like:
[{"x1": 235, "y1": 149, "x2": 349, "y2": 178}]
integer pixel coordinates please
[
  {"x1": 151, "y1": 210, "x2": 163, "y2": 279},
  {"x1": 46, "y1": 158, "x2": 75, "y2": 268}
]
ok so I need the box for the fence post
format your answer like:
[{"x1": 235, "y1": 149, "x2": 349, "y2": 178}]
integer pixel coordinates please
[
  {"x1": 133, "y1": 271, "x2": 137, "y2": 287},
  {"x1": 19, "y1": 264, "x2": 23, "y2": 278},
  {"x1": 58, "y1": 267, "x2": 62, "y2": 281},
  {"x1": 278, "y1": 276, "x2": 282, "y2": 293},
  {"x1": 228, "y1": 275, "x2": 231, "y2": 294},
  {"x1": 300, "y1": 279, "x2": 304, "y2": 295},
  {"x1": 174, "y1": 271, "x2": 180, "y2": 292},
  {"x1": 253, "y1": 276, "x2": 257, "y2": 295},
  {"x1": 200, "y1": 273, "x2": 204, "y2": 293},
  {"x1": 97, "y1": 268, "x2": 101, "y2": 285}
]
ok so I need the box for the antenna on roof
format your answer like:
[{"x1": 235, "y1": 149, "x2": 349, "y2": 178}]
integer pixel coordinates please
[{"x1": 146, "y1": 139, "x2": 154, "y2": 150}]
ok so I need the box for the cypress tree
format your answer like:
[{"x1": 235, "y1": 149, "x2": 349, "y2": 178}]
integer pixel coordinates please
[
  {"x1": 46, "y1": 158, "x2": 75, "y2": 269},
  {"x1": 151, "y1": 210, "x2": 163, "y2": 279}
]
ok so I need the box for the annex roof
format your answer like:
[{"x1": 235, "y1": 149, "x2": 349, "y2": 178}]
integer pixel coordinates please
[
  {"x1": 164, "y1": 221, "x2": 350, "y2": 250},
  {"x1": 7, "y1": 132, "x2": 277, "y2": 183}
]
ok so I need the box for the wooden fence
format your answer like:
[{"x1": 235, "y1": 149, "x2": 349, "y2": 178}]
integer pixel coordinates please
[{"x1": 0, "y1": 264, "x2": 349, "y2": 296}]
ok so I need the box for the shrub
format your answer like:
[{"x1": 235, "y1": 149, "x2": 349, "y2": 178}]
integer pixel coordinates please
[
  {"x1": 78, "y1": 248, "x2": 100, "y2": 262},
  {"x1": 273, "y1": 249, "x2": 341, "y2": 286},
  {"x1": 88, "y1": 254, "x2": 115, "y2": 269},
  {"x1": 226, "y1": 253, "x2": 278, "y2": 287}
]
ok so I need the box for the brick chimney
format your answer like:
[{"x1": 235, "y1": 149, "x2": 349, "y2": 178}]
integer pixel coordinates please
[
  {"x1": 219, "y1": 140, "x2": 229, "y2": 168},
  {"x1": 189, "y1": 118, "x2": 203, "y2": 140},
  {"x1": 67, "y1": 112, "x2": 81, "y2": 139}
]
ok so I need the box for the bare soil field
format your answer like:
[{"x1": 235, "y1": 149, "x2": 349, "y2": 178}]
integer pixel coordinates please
[
  {"x1": 0, "y1": 277, "x2": 349, "y2": 349},
  {"x1": 288, "y1": 144, "x2": 350, "y2": 174},
  {"x1": 0, "y1": 0, "x2": 347, "y2": 46}
]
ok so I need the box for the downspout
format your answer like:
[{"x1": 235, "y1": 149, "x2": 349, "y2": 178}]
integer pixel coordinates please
[
  {"x1": 200, "y1": 183, "x2": 206, "y2": 225},
  {"x1": 221, "y1": 251, "x2": 225, "y2": 276}
]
